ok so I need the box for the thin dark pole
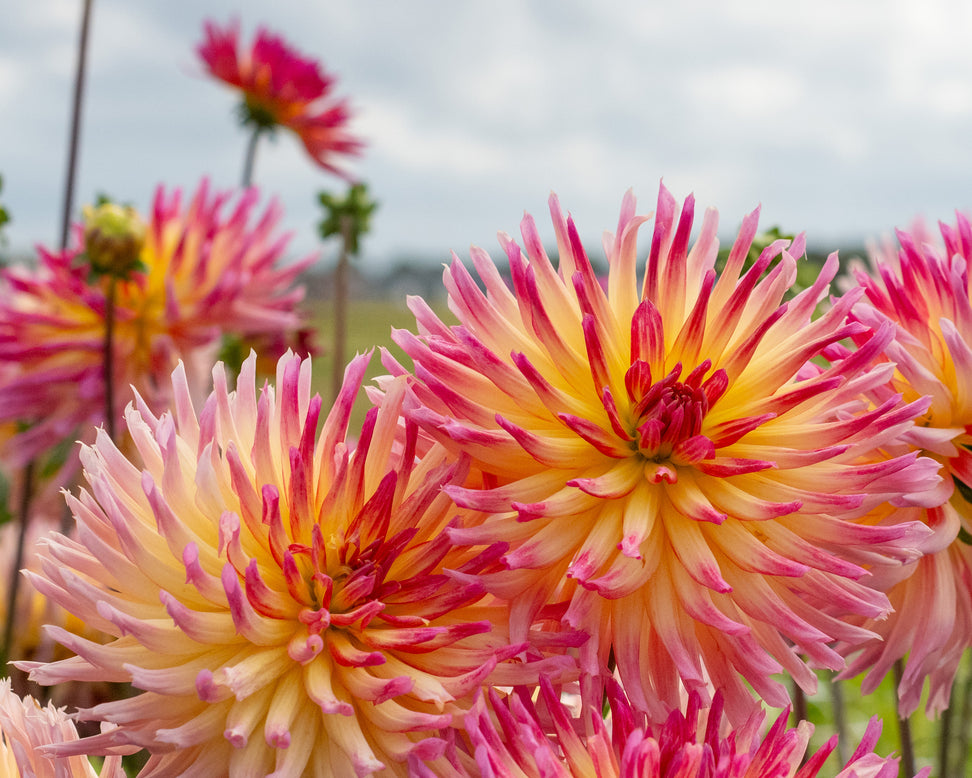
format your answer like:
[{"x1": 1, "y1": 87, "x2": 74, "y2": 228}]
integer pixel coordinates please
[
  {"x1": 59, "y1": 0, "x2": 94, "y2": 250},
  {"x1": 103, "y1": 276, "x2": 117, "y2": 441},
  {"x1": 1, "y1": 460, "x2": 35, "y2": 673}
]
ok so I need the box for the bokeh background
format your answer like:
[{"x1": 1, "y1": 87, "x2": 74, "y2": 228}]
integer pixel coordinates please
[{"x1": 3, "y1": 0, "x2": 972, "y2": 269}]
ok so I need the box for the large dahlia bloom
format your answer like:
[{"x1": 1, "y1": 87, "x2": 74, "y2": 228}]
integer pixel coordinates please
[
  {"x1": 0, "y1": 679, "x2": 125, "y2": 777},
  {"x1": 410, "y1": 678, "x2": 925, "y2": 778},
  {"x1": 0, "y1": 181, "x2": 312, "y2": 461},
  {"x1": 198, "y1": 19, "x2": 361, "y2": 177},
  {"x1": 388, "y1": 184, "x2": 937, "y2": 721},
  {"x1": 838, "y1": 214, "x2": 972, "y2": 714},
  {"x1": 20, "y1": 352, "x2": 563, "y2": 776}
]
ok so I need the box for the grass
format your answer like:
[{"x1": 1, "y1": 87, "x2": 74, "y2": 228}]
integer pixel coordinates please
[{"x1": 304, "y1": 295, "x2": 452, "y2": 430}]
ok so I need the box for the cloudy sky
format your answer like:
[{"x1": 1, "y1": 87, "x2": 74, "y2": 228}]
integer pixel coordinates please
[{"x1": 3, "y1": 0, "x2": 972, "y2": 273}]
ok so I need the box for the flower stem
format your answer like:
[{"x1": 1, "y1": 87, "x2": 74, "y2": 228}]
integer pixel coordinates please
[
  {"x1": 330, "y1": 213, "x2": 353, "y2": 403},
  {"x1": 828, "y1": 672, "x2": 849, "y2": 765},
  {"x1": 1, "y1": 459, "x2": 35, "y2": 678},
  {"x1": 103, "y1": 275, "x2": 117, "y2": 441},
  {"x1": 241, "y1": 125, "x2": 262, "y2": 188},
  {"x1": 893, "y1": 659, "x2": 916, "y2": 777},
  {"x1": 59, "y1": 0, "x2": 93, "y2": 250}
]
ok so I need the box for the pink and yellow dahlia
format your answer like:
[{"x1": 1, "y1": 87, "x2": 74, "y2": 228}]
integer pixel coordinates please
[
  {"x1": 20, "y1": 352, "x2": 565, "y2": 776},
  {"x1": 387, "y1": 184, "x2": 937, "y2": 722},
  {"x1": 838, "y1": 214, "x2": 972, "y2": 714},
  {"x1": 410, "y1": 678, "x2": 924, "y2": 778},
  {"x1": 0, "y1": 679, "x2": 126, "y2": 777},
  {"x1": 0, "y1": 181, "x2": 312, "y2": 461},
  {"x1": 198, "y1": 19, "x2": 361, "y2": 177}
]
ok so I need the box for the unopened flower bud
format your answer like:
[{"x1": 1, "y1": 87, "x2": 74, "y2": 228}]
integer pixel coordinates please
[{"x1": 82, "y1": 202, "x2": 147, "y2": 278}]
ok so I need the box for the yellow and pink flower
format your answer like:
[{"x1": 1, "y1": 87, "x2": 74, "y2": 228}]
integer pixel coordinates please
[
  {"x1": 837, "y1": 214, "x2": 972, "y2": 714},
  {"x1": 0, "y1": 679, "x2": 126, "y2": 777},
  {"x1": 198, "y1": 19, "x2": 361, "y2": 177},
  {"x1": 20, "y1": 352, "x2": 568, "y2": 776},
  {"x1": 0, "y1": 181, "x2": 313, "y2": 461},
  {"x1": 387, "y1": 184, "x2": 937, "y2": 722},
  {"x1": 410, "y1": 678, "x2": 925, "y2": 777}
]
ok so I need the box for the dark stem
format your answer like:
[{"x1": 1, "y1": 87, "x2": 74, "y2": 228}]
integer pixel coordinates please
[
  {"x1": 1, "y1": 459, "x2": 35, "y2": 675},
  {"x1": 893, "y1": 659, "x2": 917, "y2": 777},
  {"x1": 790, "y1": 678, "x2": 807, "y2": 728},
  {"x1": 330, "y1": 214, "x2": 352, "y2": 403},
  {"x1": 938, "y1": 680, "x2": 953, "y2": 778},
  {"x1": 241, "y1": 126, "x2": 262, "y2": 188},
  {"x1": 957, "y1": 653, "x2": 972, "y2": 776},
  {"x1": 59, "y1": 0, "x2": 94, "y2": 250},
  {"x1": 103, "y1": 276, "x2": 117, "y2": 441}
]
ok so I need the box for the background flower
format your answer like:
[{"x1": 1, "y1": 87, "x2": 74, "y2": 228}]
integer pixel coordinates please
[
  {"x1": 838, "y1": 214, "x2": 972, "y2": 715},
  {"x1": 411, "y1": 677, "x2": 923, "y2": 778},
  {"x1": 0, "y1": 181, "x2": 313, "y2": 462},
  {"x1": 198, "y1": 18, "x2": 361, "y2": 178},
  {"x1": 386, "y1": 184, "x2": 937, "y2": 722},
  {"x1": 20, "y1": 352, "x2": 567, "y2": 776},
  {"x1": 0, "y1": 678, "x2": 126, "y2": 777}
]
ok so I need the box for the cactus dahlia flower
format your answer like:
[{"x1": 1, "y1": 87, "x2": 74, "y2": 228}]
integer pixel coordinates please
[
  {"x1": 388, "y1": 184, "x2": 937, "y2": 722},
  {"x1": 198, "y1": 19, "x2": 361, "y2": 177},
  {"x1": 838, "y1": 214, "x2": 972, "y2": 714},
  {"x1": 20, "y1": 353, "x2": 558, "y2": 777},
  {"x1": 0, "y1": 181, "x2": 312, "y2": 462},
  {"x1": 0, "y1": 679, "x2": 126, "y2": 777},
  {"x1": 410, "y1": 678, "x2": 924, "y2": 778}
]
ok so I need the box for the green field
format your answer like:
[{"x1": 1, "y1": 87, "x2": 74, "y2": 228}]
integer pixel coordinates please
[{"x1": 305, "y1": 296, "x2": 452, "y2": 429}]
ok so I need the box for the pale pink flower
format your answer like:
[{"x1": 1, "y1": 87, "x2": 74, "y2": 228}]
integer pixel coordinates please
[
  {"x1": 0, "y1": 678, "x2": 126, "y2": 777},
  {"x1": 0, "y1": 181, "x2": 312, "y2": 462},
  {"x1": 838, "y1": 213, "x2": 972, "y2": 714},
  {"x1": 21, "y1": 352, "x2": 566, "y2": 776},
  {"x1": 410, "y1": 677, "x2": 925, "y2": 778},
  {"x1": 386, "y1": 184, "x2": 937, "y2": 722},
  {"x1": 198, "y1": 19, "x2": 361, "y2": 177}
]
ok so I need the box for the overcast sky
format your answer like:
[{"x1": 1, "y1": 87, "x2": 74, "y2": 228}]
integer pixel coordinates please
[{"x1": 3, "y1": 1, "x2": 972, "y2": 273}]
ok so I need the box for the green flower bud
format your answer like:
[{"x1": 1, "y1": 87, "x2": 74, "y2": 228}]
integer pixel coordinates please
[{"x1": 82, "y1": 202, "x2": 147, "y2": 278}]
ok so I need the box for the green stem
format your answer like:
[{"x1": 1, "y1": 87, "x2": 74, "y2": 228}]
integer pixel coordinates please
[
  {"x1": 330, "y1": 214, "x2": 352, "y2": 403},
  {"x1": 59, "y1": 0, "x2": 93, "y2": 250},
  {"x1": 893, "y1": 659, "x2": 917, "y2": 777},
  {"x1": 241, "y1": 126, "x2": 262, "y2": 188},
  {"x1": 104, "y1": 276, "x2": 116, "y2": 441},
  {"x1": 829, "y1": 672, "x2": 848, "y2": 765}
]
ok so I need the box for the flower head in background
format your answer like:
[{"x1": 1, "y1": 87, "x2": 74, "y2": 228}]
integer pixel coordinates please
[
  {"x1": 411, "y1": 677, "x2": 922, "y2": 778},
  {"x1": 838, "y1": 213, "x2": 972, "y2": 714},
  {"x1": 0, "y1": 180, "x2": 313, "y2": 462},
  {"x1": 20, "y1": 352, "x2": 563, "y2": 776},
  {"x1": 387, "y1": 184, "x2": 936, "y2": 722},
  {"x1": 198, "y1": 19, "x2": 361, "y2": 177},
  {"x1": 0, "y1": 679, "x2": 126, "y2": 777}
]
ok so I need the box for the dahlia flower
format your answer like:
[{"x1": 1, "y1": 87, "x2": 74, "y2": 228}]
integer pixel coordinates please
[
  {"x1": 0, "y1": 181, "x2": 312, "y2": 462},
  {"x1": 198, "y1": 19, "x2": 361, "y2": 177},
  {"x1": 21, "y1": 352, "x2": 566, "y2": 776},
  {"x1": 0, "y1": 679, "x2": 125, "y2": 777},
  {"x1": 410, "y1": 677, "x2": 926, "y2": 778},
  {"x1": 837, "y1": 213, "x2": 972, "y2": 714},
  {"x1": 387, "y1": 184, "x2": 937, "y2": 722}
]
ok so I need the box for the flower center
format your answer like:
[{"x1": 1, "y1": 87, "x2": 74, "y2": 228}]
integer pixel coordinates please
[{"x1": 627, "y1": 359, "x2": 727, "y2": 466}]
